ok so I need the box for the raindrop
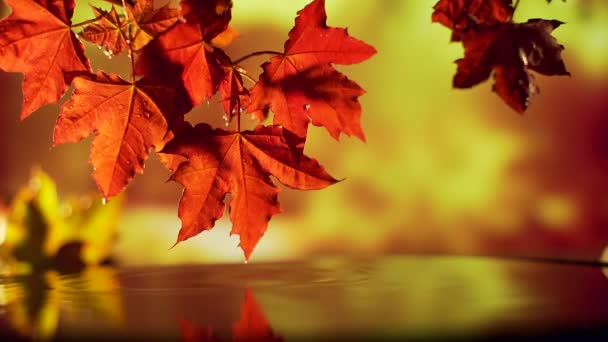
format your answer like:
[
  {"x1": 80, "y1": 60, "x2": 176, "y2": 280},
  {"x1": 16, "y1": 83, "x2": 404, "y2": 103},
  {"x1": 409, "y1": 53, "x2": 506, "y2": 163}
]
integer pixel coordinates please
[
  {"x1": 225, "y1": 121, "x2": 229, "y2": 127},
  {"x1": 125, "y1": 39, "x2": 131, "y2": 44},
  {"x1": 304, "y1": 104, "x2": 310, "y2": 111},
  {"x1": 103, "y1": 49, "x2": 114, "y2": 59},
  {"x1": 118, "y1": 104, "x2": 124, "y2": 109},
  {"x1": 244, "y1": 260, "x2": 248, "y2": 264},
  {"x1": 68, "y1": 105, "x2": 74, "y2": 109},
  {"x1": 102, "y1": 198, "x2": 107, "y2": 205},
  {"x1": 126, "y1": 160, "x2": 132, "y2": 165},
  {"x1": 144, "y1": 112, "x2": 151, "y2": 119},
  {"x1": 168, "y1": 168, "x2": 174, "y2": 173}
]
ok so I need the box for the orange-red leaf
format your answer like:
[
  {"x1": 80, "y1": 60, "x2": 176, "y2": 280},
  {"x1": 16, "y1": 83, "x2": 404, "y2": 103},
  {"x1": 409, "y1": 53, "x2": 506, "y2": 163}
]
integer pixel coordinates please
[
  {"x1": 126, "y1": 0, "x2": 181, "y2": 51},
  {"x1": 135, "y1": 0, "x2": 232, "y2": 104},
  {"x1": 218, "y1": 51, "x2": 249, "y2": 121},
  {"x1": 82, "y1": 1, "x2": 180, "y2": 54},
  {"x1": 163, "y1": 123, "x2": 337, "y2": 260},
  {"x1": 0, "y1": 0, "x2": 91, "y2": 119},
  {"x1": 53, "y1": 72, "x2": 190, "y2": 199},
  {"x1": 81, "y1": 6, "x2": 128, "y2": 56},
  {"x1": 248, "y1": 0, "x2": 375, "y2": 140},
  {"x1": 454, "y1": 19, "x2": 569, "y2": 112}
]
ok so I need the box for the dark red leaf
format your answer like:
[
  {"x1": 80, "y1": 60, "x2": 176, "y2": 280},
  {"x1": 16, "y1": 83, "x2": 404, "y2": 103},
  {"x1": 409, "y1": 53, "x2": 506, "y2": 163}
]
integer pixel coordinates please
[
  {"x1": 135, "y1": 0, "x2": 232, "y2": 104},
  {"x1": 453, "y1": 19, "x2": 569, "y2": 112}
]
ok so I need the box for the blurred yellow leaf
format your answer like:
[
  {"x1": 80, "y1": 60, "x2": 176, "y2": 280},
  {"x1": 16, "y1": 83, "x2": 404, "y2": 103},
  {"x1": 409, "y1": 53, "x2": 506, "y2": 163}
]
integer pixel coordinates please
[{"x1": 1, "y1": 167, "x2": 124, "y2": 274}]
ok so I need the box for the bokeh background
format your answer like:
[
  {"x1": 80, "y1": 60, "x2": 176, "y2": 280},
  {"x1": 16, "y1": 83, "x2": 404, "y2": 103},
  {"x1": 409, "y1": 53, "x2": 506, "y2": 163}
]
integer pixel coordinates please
[{"x1": 1, "y1": 0, "x2": 608, "y2": 264}]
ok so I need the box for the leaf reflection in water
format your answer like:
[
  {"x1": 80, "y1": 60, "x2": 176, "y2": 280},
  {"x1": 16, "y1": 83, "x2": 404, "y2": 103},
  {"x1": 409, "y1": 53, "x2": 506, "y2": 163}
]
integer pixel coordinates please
[
  {"x1": 0, "y1": 267, "x2": 123, "y2": 341},
  {"x1": 179, "y1": 289, "x2": 282, "y2": 342}
]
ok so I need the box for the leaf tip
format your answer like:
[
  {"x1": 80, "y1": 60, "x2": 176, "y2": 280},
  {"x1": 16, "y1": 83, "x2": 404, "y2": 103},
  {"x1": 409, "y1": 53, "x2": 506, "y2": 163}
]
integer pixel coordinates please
[{"x1": 169, "y1": 239, "x2": 181, "y2": 250}]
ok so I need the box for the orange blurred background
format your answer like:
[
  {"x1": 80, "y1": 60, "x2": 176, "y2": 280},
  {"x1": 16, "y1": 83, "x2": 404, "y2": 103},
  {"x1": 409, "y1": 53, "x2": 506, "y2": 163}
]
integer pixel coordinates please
[{"x1": 1, "y1": 0, "x2": 608, "y2": 264}]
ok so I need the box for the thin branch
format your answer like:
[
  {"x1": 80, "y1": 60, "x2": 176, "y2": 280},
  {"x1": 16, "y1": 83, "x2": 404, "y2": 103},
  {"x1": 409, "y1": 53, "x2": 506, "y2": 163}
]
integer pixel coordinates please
[
  {"x1": 512, "y1": 0, "x2": 521, "y2": 13},
  {"x1": 237, "y1": 104, "x2": 241, "y2": 132},
  {"x1": 238, "y1": 70, "x2": 257, "y2": 85},
  {"x1": 71, "y1": 16, "x2": 103, "y2": 28},
  {"x1": 232, "y1": 50, "x2": 282, "y2": 65}
]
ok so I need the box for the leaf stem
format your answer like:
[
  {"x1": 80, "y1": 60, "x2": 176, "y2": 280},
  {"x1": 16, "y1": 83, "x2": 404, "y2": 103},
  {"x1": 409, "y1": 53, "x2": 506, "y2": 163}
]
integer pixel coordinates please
[
  {"x1": 118, "y1": 2, "x2": 136, "y2": 83},
  {"x1": 232, "y1": 50, "x2": 282, "y2": 65},
  {"x1": 512, "y1": 0, "x2": 521, "y2": 14},
  {"x1": 238, "y1": 70, "x2": 257, "y2": 85},
  {"x1": 71, "y1": 16, "x2": 103, "y2": 28},
  {"x1": 237, "y1": 105, "x2": 241, "y2": 132}
]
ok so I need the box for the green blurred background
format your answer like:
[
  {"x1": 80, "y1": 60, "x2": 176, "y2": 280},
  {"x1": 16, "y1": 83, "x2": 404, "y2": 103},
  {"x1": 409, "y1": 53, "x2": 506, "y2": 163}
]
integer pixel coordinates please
[{"x1": 1, "y1": 0, "x2": 608, "y2": 264}]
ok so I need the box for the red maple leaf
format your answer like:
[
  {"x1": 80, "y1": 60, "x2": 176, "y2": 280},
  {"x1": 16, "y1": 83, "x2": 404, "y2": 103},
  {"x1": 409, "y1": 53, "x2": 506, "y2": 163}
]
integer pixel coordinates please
[
  {"x1": 135, "y1": 0, "x2": 232, "y2": 105},
  {"x1": 0, "y1": 0, "x2": 91, "y2": 119},
  {"x1": 81, "y1": 6, "x2": 129, "y2": 56},
  {"x1": 53, "y1": 72, "x2": 191, "y2": 199},
  {"x1": 125, "y1": 0, "x2": 181, "y2": 51},
  {"x1": 432, "y1": 0, "x2": 513, "y2": 40},
  {"x1": 82, "y1": 1, "x2": 179, "y2": 55},
  {"x1": 163, "y1": 123, "x2": 337, "y2": 260},
  {"x1": 247, "y1": 0, "x2": 376, "y2": 140},
  {"x1": 217, "y1": 51, "x2": 249, "y2": 121},
  {"x1": 454, "y1": 19, "x2": 569, "y2": 112}
]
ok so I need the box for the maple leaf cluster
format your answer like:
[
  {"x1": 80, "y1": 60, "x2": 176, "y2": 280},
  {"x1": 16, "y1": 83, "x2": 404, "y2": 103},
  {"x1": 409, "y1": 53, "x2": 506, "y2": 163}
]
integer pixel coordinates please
[
  {"x1": 0, "y1": 0, "x2": 375, "y2": 260},
  {"x1": 432, "y1": 0, "x2": 570, "y2": 112}
]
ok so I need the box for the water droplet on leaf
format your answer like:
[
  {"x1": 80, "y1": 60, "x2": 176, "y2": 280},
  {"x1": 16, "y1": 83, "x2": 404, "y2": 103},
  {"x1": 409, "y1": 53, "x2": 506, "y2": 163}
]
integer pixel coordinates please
[{"x1": 103, "y1": 49, "x2": 114, "y2": 59}]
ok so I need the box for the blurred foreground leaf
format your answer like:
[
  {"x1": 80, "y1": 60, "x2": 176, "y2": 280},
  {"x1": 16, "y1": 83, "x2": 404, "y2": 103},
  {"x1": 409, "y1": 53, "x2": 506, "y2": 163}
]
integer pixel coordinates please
[{"x1": 1, "y1": 167, "x2": 123, "y2": 275}]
